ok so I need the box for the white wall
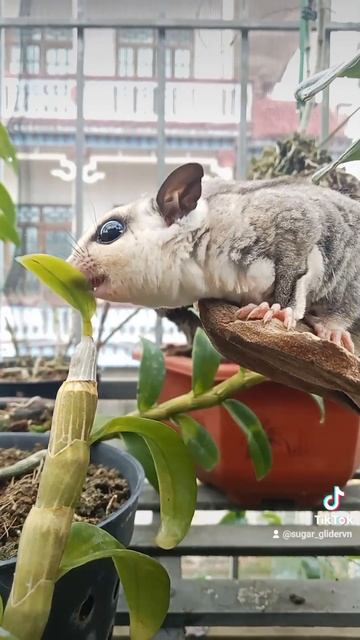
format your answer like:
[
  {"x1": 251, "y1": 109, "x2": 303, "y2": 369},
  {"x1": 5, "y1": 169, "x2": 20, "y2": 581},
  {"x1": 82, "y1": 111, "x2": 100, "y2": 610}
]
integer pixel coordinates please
[
  {"x1": 194, "y1": 30, "x2": 234, "y2": 79},
  {"x1": 16, "y1": 160, "x2": 72, "y2": 205},
  {"x1": 83, "y1": 161, "x2": 157, "y2": 230},
  {"x1": 84, "y1": 30, "x2": 116, "y2": 77}
]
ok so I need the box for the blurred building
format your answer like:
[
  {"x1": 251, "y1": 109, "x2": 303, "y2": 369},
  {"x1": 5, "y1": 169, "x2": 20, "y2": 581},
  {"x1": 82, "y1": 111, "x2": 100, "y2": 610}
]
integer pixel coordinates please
[{"x1": 0, "y1": 0, "x2": 358, "y2": 359}]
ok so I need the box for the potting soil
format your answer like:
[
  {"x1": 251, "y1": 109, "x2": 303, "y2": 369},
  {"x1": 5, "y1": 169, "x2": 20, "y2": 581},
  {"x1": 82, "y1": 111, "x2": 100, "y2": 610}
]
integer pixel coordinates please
[{"x1": 0, "y1": 446, "x2": 130, "y2": 561}]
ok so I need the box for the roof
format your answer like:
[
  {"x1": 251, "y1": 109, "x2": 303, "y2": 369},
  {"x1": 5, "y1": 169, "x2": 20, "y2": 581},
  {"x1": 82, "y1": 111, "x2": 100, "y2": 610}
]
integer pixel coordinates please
[{"x1": 251, "y1": 98, "x2": 342, "y2": 139}]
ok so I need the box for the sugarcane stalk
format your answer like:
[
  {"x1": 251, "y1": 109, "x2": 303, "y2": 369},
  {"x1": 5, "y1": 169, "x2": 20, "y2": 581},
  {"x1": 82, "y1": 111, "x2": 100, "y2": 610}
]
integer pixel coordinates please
[{"x1": 3, "y1": 336, "x2": 98, "y2": 640}]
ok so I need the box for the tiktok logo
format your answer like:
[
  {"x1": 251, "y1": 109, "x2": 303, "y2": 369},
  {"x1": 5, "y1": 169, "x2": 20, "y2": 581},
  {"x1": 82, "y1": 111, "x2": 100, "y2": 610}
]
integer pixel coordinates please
[{"x1": 322, "y1": 486, "x2": 345, "y2": 511}]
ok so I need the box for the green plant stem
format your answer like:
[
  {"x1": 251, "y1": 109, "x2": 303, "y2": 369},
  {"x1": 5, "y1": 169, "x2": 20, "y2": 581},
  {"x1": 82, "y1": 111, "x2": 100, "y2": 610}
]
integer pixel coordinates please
[
  {"x1": 0, "y1": 449, "x2": 46, "y2": 480},
  {"x1": 130, "y1": 371, "x2": 266, "y2": 421}
]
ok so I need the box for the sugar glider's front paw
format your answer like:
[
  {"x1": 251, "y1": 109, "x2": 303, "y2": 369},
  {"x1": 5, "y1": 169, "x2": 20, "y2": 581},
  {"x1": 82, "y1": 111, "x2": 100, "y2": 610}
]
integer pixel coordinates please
[
  {"x1": 235, "y1": 302, "x2": 271, "y2": 321},
  {"x1": 263, "y1": 304, "x2": 297, "y2": 330},
  {"x1": 235, "y1": 302, "x2": 297, "y2": 330}
]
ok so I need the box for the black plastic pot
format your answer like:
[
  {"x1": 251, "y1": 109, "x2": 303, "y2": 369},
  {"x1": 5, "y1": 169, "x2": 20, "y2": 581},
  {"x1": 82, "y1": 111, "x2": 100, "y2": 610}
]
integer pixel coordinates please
[
  {"x1": 0, "y1": 373, "x2": 101, "y2": 400},
  {"x1": 0, "y1": 433, "x2": 145, "y2": 640},
  {"x1": 0, "y1": 379, "x2": 65, "y2": 399}
]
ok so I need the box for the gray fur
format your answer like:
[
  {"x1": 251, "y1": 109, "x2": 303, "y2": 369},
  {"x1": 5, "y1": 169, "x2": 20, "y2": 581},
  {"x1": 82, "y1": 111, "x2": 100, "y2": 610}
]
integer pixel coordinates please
[{"x1": 201, "y1": 176, "x2": 360, "y2": 331}]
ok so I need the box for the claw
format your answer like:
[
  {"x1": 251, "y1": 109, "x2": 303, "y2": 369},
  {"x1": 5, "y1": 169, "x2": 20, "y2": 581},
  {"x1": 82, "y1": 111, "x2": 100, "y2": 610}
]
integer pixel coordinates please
[
  {"x1": 341, "y1": 331, "x2": 355, "y2": 353},
  {"x1": 235, "y1": 302, "x2": 271, "y2": 321},
  {"x1": 235, "y1": 303, "x2": 257, "y2": 320},
  {"x1": 263, "y1": 303, "x2": 281, "y2": 324},
  {"x1": 247, "y1": 302, "x2": 270, "y2": 320},
  {"x1": 265, "y1": 305, "x2": 297, "y2": 330},
  {"x1": 308, "y1": 317, "x2": 355, "y2": 354}
]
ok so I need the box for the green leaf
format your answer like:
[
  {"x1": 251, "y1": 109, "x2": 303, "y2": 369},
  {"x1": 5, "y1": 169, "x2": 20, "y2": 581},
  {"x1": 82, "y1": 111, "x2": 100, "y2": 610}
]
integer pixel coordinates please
[
  {"x1": 90, "y1": 416, "x2": 197, "y2": 549},
  {"x1": 172, "y1": 413, "x2": 219, "y2": 471},
  {"x1": 122, "y1": 432, "x2": 159, "y2": 491},
  {"x1": 262, "y1": 511, "x2": 282, "y2": 525},
  {"x1": 137, "y1": 338, "x2": 165, "y2": 412},
  {"x1": 0, "y1": 124, "x2": 18, "y2": 172},
  {"x1": 192, "y1": 328, "x2": 221, "y2": 396},
  {"x1": 0, "y1": 595, "x2": 3, "y2": 623},
  {"x1": 59, "y1": 523, "x2": 170, "y2": 640},
  {"x1": 220, "y1": 510, "x2": 247, "y2": 524},
  {"x1": 295, "y1": 51, "x2": 360, "y2": 103},
  {"x1": 28, "y1": 422, "x2": 50, "y2": 433},
  {"x1": 309, "y1": 394, "x2": 325, "y2": 424},
  {"x1": 0, "y1": 211, "x2": 20, "y2": 245},
  {"x1": 0, "y1": 184, "x2": 16, "y2": 222},
  {"x1": 223, "y1": 399, "x2": 272, "y2": 480},
  {"x1": 312, "y1": 138, "x2": 360, "y2": 184},
  {"x1": 16, "y1": 254, "x2": 96, "y2": 334},
  {"x1": 301, "y1": 557, "x2": 321, "y2": 579},
  {"x1": 91, "y1": 414, "x2": 113, "y2": 438}
]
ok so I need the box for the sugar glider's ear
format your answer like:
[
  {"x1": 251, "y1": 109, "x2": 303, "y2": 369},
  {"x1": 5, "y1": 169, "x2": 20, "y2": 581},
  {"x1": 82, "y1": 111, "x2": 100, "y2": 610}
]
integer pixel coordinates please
[{"x1": 156, "y1": 163, "x2": 204, "y2": 226}]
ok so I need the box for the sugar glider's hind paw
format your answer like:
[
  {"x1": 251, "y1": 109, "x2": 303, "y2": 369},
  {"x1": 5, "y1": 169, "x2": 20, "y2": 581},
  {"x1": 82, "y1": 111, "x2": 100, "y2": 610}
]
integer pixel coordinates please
[
  {"x1": 235, "y1": 302, "x2": 297, "y2": 330},
  {"x1": 305, "y1": 314, "x2": 355, "y2": 353}
]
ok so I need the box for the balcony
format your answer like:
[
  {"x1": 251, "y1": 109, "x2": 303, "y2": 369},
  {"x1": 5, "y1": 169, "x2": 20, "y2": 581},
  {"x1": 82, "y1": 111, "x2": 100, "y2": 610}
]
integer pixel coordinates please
[{"x1": 4, "y1": 77, "x2": 247, "y2": 126}]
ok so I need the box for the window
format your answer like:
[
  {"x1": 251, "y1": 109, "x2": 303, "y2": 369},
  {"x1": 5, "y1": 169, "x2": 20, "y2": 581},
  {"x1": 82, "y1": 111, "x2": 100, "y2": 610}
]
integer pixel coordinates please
[
  {"x1": 165, "y1": 30, "x2": 193, "y2": 79},
  {"x1": 5, "y1": 28, "x2": 74, "y2": 76},
  {"x1": 166, "y1": 48, "x2": 191, "y2": 79},
  {"x1": 117, "y1": 29, "x2": 155, "y2": 78},
  {"x1": 46, "y1": 48, "x2": 73, "y2": 75},
  {"x1": 116, "y1": 28, "x2": 193, "y2": 79},
  {"x1": 9, "y1": 45, "x2": 21, "y2": 75},
  {"x1": 25, "y1": 44, "x2": 40, "y2": 74},
  {"x1": 5, "y1": 205, "x2": 73, "y2": 299}
]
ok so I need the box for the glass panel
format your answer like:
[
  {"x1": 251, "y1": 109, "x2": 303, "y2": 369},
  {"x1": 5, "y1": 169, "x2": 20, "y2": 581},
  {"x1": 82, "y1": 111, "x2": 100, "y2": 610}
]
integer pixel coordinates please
[
  {"x1": 137, "y1": 48, "x2": 154, "y2": 77},
  {"x1": 25, "y1": 44, "x2": 40, "y2": 74},
  {"x1": 45, "y1": 230, "x2": 70, "y2": 258},
  {"x1": 9, "y1": 45, "x2": 21, "y2": 75},
  {"x1": 42, "y1": 206, "x2": 73, "y2": 222},
  {"x1": 46, "y1": 48, "x2": 74, "y2": 75},
  {"x1": 24, "y1": 226, "x2": 39, "y2": 255},
  {"x1": 173, "y1": 49, "x2": 191, "y2": 79},
  {"x1": 118, "y1": 47, "x2": 135, "y2": 77},
  {"x1": 165, "y1": 30, "x2": 193, "y2": 46},
  {"x1": 119, "y1": 28, "x2": 154, "y2": 44},
  {"x1": 18, "y1": 205, "x2": 41, "y2": 223}
]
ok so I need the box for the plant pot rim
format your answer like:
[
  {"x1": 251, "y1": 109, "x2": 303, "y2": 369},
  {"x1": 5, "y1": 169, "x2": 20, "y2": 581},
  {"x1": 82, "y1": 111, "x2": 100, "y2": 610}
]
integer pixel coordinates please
[
  {"x1": 0, "y1": 432, "x2": 145, "y2": 569},
  {"x1": 163, "y1": 354, "x2": 240, "y2": 380},
  {"x1": 0, "y1": 379, "x2": 66, "y2": 385}
]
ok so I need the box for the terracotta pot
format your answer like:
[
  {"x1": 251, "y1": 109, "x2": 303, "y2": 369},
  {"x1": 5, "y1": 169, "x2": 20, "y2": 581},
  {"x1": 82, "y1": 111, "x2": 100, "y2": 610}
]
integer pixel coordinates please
[{"x1": 159, "y1": 356, "x2": 360, "y2": 506}]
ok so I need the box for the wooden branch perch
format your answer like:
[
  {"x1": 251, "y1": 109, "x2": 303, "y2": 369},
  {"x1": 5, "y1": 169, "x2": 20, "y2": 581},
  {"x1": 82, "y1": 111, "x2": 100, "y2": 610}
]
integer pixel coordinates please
[{"x1": 198, "y1": 300, "x2": 360, "y2": 414}]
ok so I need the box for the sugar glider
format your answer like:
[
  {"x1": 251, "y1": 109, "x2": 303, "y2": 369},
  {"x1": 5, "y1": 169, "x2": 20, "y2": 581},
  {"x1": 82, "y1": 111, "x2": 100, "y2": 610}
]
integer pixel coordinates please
[{"x1": 70, "y1": 163, "x2": 360, "y2": 353}]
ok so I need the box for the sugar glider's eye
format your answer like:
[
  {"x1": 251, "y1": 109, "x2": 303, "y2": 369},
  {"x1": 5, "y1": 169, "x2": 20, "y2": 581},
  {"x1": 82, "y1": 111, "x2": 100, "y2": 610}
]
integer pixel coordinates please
[{"x1": 97, "y1": 219, "x2": 125, "y2": 244}]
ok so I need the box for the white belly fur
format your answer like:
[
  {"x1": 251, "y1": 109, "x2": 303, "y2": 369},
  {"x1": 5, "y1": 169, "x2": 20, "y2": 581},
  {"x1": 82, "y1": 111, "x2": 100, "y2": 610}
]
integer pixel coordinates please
[{"x1": 205, "y1": 257, "x2": 275, "y2": 304}]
